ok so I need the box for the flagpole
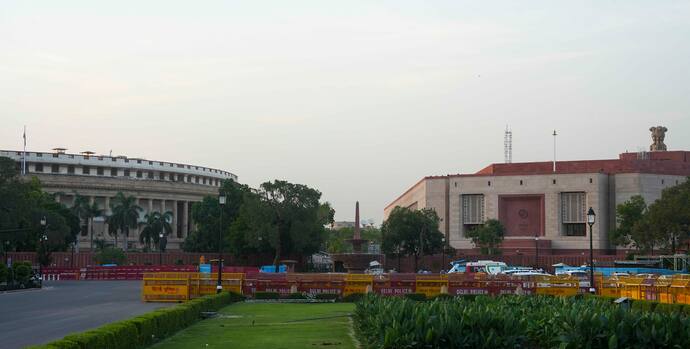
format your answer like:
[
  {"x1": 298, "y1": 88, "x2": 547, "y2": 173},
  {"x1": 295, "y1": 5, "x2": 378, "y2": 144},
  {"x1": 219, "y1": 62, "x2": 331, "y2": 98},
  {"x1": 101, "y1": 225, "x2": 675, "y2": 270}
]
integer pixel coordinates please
[{"x1": 22, "y1": 126, "x2": 27, "y2": 175}]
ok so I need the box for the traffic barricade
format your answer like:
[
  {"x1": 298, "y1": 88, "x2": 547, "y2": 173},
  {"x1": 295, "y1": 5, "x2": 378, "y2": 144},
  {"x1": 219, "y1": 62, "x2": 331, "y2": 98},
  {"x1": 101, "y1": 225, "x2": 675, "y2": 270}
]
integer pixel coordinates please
[
  {"x1": 415, "y1": 274, "x2": 448, "y2": 297},
  {"x1": 447, "y1": 273, "x2": 491, "y2": 296},
  {"x1": 535, "y1": 275, "x2": 579, "y2": 296},
  {"x1": 142, "y1": 272, "x2": 191, "y2": 302},
  {"x1": 289, "y1": 273, "x2": 345, "y2": 296},
  {"x1": 374, "y1": 273, "x2": 416, "y2": 296},
  {"x1": 344, "y1": 274, "x2": 374, "y2": 296}
]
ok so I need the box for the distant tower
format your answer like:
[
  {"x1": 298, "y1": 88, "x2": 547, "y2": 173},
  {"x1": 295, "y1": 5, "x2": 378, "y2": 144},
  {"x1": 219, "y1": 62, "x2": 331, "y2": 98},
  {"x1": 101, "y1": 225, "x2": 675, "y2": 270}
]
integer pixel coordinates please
[{"x1": 504, "y1": 126, "x2": 513, "y2": 164}]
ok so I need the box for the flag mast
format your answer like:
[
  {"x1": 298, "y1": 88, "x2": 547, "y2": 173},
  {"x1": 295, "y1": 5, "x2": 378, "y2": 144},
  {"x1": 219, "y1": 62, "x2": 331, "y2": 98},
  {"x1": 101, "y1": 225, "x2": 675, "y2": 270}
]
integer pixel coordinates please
[{"x1": 22, "y1": 126, "x2": 27, "y2": 175}]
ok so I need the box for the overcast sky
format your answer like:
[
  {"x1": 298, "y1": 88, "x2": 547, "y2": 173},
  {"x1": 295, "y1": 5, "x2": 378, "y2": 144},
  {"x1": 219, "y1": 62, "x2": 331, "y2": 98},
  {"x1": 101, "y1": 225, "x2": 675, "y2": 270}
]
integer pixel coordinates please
[{"x1": 2, "y1": 1, "x2": 689, "y2": 224}]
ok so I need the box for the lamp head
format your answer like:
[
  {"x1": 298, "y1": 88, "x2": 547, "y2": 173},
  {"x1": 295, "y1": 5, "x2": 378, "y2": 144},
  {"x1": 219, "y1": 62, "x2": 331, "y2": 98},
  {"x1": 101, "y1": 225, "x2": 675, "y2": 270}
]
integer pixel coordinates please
[{"x1": 587, "y1": 207, "x2": 596, "y2": 225}]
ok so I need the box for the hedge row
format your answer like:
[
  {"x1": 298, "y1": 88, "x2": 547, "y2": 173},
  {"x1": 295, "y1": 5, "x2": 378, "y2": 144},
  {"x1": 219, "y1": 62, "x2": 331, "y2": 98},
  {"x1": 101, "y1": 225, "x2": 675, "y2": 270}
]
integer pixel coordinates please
[{"x1": 27, "y1": 292, "x2": 245, "y2": 349}]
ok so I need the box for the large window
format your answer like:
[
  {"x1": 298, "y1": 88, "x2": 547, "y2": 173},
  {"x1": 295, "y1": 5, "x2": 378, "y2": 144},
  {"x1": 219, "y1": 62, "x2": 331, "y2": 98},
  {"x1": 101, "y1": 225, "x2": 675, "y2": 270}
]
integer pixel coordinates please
[
  {"x1": 561, "y1": 192, "x2": 586, "y2": 236},
  {"x1": 462, "y1": 194, "x2": 485, "y2": 225},
  {"x1": 35, "y1": 163, "x2": 44, "y2": 172},
  {"x1": 51, "y1": 164, "x2": 60, "y2": 173}
]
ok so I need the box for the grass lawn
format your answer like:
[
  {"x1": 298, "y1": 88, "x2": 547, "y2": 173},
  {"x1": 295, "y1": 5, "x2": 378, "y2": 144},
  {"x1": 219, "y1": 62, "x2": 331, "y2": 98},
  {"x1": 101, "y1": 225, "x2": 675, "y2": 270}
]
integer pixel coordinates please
[{"x1": 150, "y1": 302, "x2": 357, "y2": 349}]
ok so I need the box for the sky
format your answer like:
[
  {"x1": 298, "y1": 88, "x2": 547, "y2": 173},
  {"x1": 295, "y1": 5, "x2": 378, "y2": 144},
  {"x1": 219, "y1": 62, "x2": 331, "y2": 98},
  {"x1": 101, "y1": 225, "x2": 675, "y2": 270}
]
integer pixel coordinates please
[{"x1": 2, "y1": 1, "x2": 690, "y2": 224}]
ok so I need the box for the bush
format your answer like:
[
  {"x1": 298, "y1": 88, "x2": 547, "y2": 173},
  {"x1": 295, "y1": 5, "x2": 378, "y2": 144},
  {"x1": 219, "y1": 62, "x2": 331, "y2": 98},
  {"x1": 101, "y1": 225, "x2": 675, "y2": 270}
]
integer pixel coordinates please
[
  {"x1": 254, "y1": 291, "x2": 280, "y2": 300},
  {"x1": 315, "y1": 293, "x2": 339, "y2": 300},
  {"x1": 94, "y1": 247, "x2": 126, "y2": 265},
  {"x1": 342, "y1": 293, "x2": 365, "y2": 303},
  {"x1": 0, "y1": 263, "x2": 7, "y2": 283},
  {"x1": 285, "y1": 292, "x2": 307, "y2": 299},
  {"x1": 404, "y1": 293, "x2": 426, "y2": 301},
  {"x1": 432, "y1": 293, "x2": 455, "y2": 301},
  {"x1": 632, "y1": 299, "x2": 658, "y2": 312},
  {"x1": 13, "y1": 262, "x2": 32, "y2": 285},
  {"x1": 32, "y1": 292, "x2": 243, "y2": 349}
]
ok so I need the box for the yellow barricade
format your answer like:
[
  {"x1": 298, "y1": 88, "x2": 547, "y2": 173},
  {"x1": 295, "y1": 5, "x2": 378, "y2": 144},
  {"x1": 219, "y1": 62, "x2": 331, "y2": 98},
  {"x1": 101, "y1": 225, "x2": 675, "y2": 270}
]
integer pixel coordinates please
[
  {"x1": 535, "y1": 276, "x2": 579, "y2": 296},
  {"x1": 415, "y1": 275, "x2": 448, "y2": 298},
  {"x1": 142, "y1": 272, "x2": 191, "y2": 302},
  {"x1": 344, "y1": 274, "x2": 373, "y2": 296}
]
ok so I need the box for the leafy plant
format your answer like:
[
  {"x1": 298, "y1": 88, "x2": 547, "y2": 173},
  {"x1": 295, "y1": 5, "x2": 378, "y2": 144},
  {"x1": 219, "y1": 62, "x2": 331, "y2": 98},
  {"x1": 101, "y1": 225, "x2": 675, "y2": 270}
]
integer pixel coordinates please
[{"x1": 94, "y1": 247, "x2": 126, "y2": 265}]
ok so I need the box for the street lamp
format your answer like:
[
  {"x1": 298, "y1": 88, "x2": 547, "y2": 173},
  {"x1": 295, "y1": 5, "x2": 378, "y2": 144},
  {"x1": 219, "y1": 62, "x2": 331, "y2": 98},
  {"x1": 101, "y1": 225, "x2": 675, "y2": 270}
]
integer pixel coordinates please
[
  {"x1": 39, "y1": 216, "x2": 47, "y2": 281},
  {"x1": 587, "y1": 207, "x2": 596, "y2": 294},
  {"x1": 159, "y1": 232, "x2": 164, "y2": 265},
  {"x1": 217, "y1": 194, "x2": 226, "y2": 294},
  {"x1": 535, "y1": 234, "x2": 540, "y2": 270},
  {"x1": 441, "y1": 237, "x2": 446, "y2": 273}
]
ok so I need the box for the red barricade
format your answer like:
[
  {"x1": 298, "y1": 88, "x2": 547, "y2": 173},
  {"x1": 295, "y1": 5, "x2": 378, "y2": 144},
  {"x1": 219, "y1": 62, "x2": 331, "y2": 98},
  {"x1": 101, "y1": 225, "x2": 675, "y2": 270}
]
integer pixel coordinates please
[{"x1": 374, "y1": 273, "x2": 416, "y2": 296}]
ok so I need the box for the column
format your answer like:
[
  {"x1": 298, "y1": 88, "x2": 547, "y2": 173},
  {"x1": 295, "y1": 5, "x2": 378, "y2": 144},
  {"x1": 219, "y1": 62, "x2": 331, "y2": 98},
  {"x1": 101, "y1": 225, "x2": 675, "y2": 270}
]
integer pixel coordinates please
[
  {"x1": 104, "y1": 196, "x2": 110, "y2": 248},
  {"x1": 54, "y1": 193, "x2": 61, "y2": 204},
  {"x1": 148, "y1": 199, "x2": 153, "y2": 216},
  {"x1": 173, "y1": 200, "x2": 179, "y2": 238},
  {"x1": 161, "y1": 199, "x2": 166, "y2": 214},
  {"x1": 182, "y1": 201, "x2": 189, "y2": 236}
]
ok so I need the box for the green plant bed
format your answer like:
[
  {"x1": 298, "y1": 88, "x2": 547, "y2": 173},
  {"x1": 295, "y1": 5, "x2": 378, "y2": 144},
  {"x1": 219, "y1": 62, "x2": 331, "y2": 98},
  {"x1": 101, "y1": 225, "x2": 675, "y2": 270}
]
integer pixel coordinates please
[
  {"x1": 254, "y1": 291, "x2": 280, "y2": 300},
  {"x1": 354, "y1": 295, "x2": 690, "y2": 349},
  {"x1": 27, "y1": 292, "x2": 245, "y2": 349}
]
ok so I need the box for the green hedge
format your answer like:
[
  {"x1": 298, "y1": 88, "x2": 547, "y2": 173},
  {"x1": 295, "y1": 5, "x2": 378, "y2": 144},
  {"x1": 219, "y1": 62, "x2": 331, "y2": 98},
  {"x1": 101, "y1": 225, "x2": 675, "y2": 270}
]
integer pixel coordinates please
[
  {"x1": 314, "y1": 293, "x2": 339, "y2": 300},
  {"x1": 28, "y1": 292, "x2": 244, "y2": 349},
  {"x1": 403, "y1": 293, "x2": 427, "y2": 301},
  {"x1": 254, "y1": 291, "x2": 280, "y2": 299}
]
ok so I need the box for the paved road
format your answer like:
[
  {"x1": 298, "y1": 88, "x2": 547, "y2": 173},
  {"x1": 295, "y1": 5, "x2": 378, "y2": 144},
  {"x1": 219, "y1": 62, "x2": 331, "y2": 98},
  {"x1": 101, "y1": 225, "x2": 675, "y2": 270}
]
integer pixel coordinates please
[{"x1": 0, "y1": 281, "x2": 172, "y2": 349}]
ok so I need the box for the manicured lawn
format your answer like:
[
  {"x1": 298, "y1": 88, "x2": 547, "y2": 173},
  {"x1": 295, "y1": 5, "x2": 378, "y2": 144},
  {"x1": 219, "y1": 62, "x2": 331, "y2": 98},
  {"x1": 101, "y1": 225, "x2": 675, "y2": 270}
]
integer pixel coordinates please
[{"x1": 150, "y1": 302, "x2": 357, "y2": 349}]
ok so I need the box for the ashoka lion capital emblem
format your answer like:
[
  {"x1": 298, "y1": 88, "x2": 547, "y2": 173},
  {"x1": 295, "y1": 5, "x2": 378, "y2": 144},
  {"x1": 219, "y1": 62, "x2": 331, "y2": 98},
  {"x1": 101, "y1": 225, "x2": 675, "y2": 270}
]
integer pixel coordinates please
[{"x1": 649, "y1": 126, "x2": 668, "y2": 152}]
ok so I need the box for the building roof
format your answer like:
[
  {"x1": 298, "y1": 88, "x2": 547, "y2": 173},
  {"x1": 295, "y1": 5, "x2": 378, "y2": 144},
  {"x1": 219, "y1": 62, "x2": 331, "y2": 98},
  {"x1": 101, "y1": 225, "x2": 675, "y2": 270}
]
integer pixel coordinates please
[{"x1": 385, "y1": 151, "x2": 690, "y2": 210}]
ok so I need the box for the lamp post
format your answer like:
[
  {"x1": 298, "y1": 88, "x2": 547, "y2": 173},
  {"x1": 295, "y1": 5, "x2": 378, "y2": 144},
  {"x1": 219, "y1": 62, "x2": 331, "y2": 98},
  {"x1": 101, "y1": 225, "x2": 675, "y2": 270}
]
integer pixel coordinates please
[
  {"x1": 587, "y1": 207, "x2": 596, "y2": 294},
  {"x1": 535, "y1": 234, "x2": 539, "y2": 270},
  {"x1": 441, "y1": 237, "x2": 446, "y2": 273},
  {"x1": 39, "y1": 216, "x2": 47, "y2": 281},
  {"x1": 217, "y1": 194, "x2": 226, "y2": 294},
  {"x1": 158, "y1": 232, "x2": 164, "y2": 265}
]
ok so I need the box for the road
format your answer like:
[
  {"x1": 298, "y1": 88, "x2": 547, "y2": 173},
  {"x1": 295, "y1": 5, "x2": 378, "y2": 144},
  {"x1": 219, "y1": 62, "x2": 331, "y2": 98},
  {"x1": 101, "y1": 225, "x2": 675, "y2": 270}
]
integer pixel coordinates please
[{"x1": 0, "y1": 281, "x2": 172, "y2": 349}]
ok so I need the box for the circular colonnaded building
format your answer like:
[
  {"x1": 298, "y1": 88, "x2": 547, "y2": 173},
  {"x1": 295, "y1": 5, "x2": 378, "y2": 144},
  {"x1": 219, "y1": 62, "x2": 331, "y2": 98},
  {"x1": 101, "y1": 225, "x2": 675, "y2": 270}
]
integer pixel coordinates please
[{"x1": 0, "y1": 148, "x2": 236, "y2": 250}]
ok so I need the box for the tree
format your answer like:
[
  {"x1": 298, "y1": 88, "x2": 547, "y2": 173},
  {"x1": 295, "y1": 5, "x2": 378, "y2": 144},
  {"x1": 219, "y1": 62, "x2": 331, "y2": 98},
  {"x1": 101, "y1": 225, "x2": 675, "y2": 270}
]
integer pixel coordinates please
[
  {"x1": 71, "y1": 194, "x2": 103, "y2": 250},
  {"x1": 381, "y1": 206, "x2": 444, "y2": 271},
  {"x1": 181, "y1": 179, "x2": 253, "y2": 253},
  {"x1": 139, "y1": 211, "x2": 173, "y2": 252},
  {"x1": 241, "y1": 180, "x2": 334, "y2": 271},
  {"x1": 465, "y1": 219, "x2": 505, "y2": 255},
  {"x1": 646, "y1": 180, "x2": 690, "y2": 254},
  {"x1": 107, "y1": 192, "x2": 142, "y2": 251},
  {"x1": 610, "y1": 195, "x2": 648, "y2": 248}
]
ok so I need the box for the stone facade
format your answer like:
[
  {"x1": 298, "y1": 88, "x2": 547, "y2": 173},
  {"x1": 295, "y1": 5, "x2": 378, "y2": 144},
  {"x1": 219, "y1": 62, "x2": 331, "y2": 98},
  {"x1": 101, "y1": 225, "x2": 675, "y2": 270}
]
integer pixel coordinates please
[
  {"x1": 1, "y1": 149, "x2": 236, "y2": 250},
  {"x1": 385, "y1": 150, "x2": 690, "y2": 255}
]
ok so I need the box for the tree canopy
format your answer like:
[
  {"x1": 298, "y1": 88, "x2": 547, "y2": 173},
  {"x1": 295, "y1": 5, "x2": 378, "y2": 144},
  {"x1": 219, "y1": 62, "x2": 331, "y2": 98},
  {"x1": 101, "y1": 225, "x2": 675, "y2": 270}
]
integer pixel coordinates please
[
  {"x1": 465, "y1": 219, "x2": 505, "y2": 255},
  {"x1": 381, "y1": 206, "x2": 443, "y2": 271},
  {"x1": 0, "y1": 156, "x2": 79, "y2": 260}
]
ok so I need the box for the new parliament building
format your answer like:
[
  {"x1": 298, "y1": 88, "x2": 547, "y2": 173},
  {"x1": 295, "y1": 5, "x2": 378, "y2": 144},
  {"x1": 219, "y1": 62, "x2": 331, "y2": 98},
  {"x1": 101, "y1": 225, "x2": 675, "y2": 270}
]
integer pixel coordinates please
[{"x1": 384, "y1": 127, "x2": 690, "y2": 255}]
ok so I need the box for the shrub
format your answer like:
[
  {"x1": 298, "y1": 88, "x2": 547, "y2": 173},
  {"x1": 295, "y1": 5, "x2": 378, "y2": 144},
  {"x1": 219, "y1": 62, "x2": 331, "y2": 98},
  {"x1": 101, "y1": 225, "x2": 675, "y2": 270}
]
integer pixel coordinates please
[
  {"x1": 32, "y1": 292, "x2": 243, "y2": 349},
  {"x1": 315, "y1": 293, "x2": 339, "y2": 300},
  {"x1": 342, "y1": 293, "x2": 365, "y2": 303},
  {"x1": 404, "y1": 293, "x2": 426, "y2": 301},
  {"x1": 632, "y1": 299, "x2": 658, "y2": 312},
  {"x1": 254, "y1": 291, "x2": 280, "y2": 300},
  {"x1": 13, "y1": 262, "x2": 32, "y2": 285},
  {"x1": 0, "y1": 263, "x2": 7, "y2": 283},
  {"x1": 94, "y1": 247, "x2": 126, "y2": 265},
  {"x1": 432, "y1": 293, "x2": 455, "y2": 301},
  {"x1": 285, "y1": 292, "x2": 307, "y2": 299}
]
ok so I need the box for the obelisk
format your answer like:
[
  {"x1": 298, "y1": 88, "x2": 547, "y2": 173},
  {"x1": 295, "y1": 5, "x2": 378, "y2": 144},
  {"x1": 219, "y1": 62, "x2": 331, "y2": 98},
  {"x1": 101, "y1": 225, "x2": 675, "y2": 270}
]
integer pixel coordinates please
[{"x1": 354, "y1": 201, "x2": 361, "y2": 240}]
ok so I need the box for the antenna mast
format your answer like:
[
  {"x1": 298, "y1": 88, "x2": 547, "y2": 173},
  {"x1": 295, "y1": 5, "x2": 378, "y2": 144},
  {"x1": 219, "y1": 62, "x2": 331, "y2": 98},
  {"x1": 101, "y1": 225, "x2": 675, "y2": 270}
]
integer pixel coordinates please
[{"x1": 504, "y1": 125, "x2": 512, "y2": 164}]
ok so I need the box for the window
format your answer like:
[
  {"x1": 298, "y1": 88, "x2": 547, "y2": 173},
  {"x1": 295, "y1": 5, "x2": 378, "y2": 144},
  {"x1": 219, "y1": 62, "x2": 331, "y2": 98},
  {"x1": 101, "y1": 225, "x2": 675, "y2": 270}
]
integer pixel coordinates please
[
  {"x1": 137, "y1": 159, "x2": 142, "y2": 164},
  {"x1": 202, "y1": 177, "x2": 207, "y2": 184},
  {"x1": 462, "y1": 194, "x2": 485, "y2": 224},
  {"x1": 178, "y1": 174, "x2": 184, "y2": 181},
  {"x1": 124, "y1": 169, "x2": 130, "y2": 177},
  {"x1": 520, "y1": 180, "x2": 523, "y2": 185},
  {"x1": 561, "y1": 192, "x2": 586, "y2": 236},
  {"x1": 487, "y1": 181, "x2": 491, "y2": 186},
  {"x1": 159, "y1": 162, "x2": 164, "y2": 166},
  {"x1": 136, "y1": 171, "x2": 142, "y2": 178},
  {"x1": 111, "y1": 168, "x2": 117, "y2": 176},
  {"x1": 589, "y1": 178, "x2": 593, "y2": 184},
  {"x1": 82, "y1": 166, "x2": 90, "y2": 175},
  {"x1": 51, "y1": 164, "x2": 60, "y2": 173},
  {"x1": 195, "y1": 176, "x2": 199, "y2": 183},
  {"x1": 35, "y1": 163, "x2": 44, "y2": 172},
  {"x1": 52, "y1": 153, "x2": 58, "y2": 158},
  {"x1": 187, "y1": 175, "x2": 192, "y2": 182},
  {"x1": 147, "y1": 171, "x2": 153, "y2": 179},
  {"x1": 148, "y1": 161, "x2": 153, "y2": 165},
  {"x1": 69, "y1": 154, "x2": 74, "y2": 159},
  {"x1": 124, "y1": 159, "x2": 129, "y2": 163},
  {"x1": 97, "y1": 167, "x2": 104, "y2": 175},
  {"x1": 564, "y1": 223, "x2": 586, "y2": 236},
  {"x1": 36, "y1": 152, "x2": 43, "y2": 157},
  {"x1": 454, "y1": 182, "x2": 457, "y2": 187},
  {"x1": 662, "y1": 179, "x2": 665, "y2": 185},
  {"x1": 169, "y1": 173, "x2": 175, "y2": 181},
  {"x1": 68, "y1": 165, "x2": 75, "y2": 174},
  {"x1": 552, "y1": 179, "x2": 556, "y2": 184},
  {"x1": 98, "y1": 156, "x2": 103, "y2": 160},
  {"x1": 112, "y1": 157, "x2": 117, "y2": 162}
]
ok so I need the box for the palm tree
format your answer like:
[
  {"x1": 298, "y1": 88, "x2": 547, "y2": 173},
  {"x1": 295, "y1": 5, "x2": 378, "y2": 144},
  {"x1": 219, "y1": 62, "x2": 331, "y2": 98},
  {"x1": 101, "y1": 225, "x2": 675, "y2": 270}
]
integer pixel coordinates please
[
  {"x1": 71, "y1": 193, "x2": 90, "y2": 237},
  {"x1": 84, "y1": 201, "x2": 103, "y2": 250},
  {"x1": 109, "y1": 192, "x2": 143, "y2": 251},
  {"x1": 139, "y1": 211, "x2": 173, "y2": 252}
]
